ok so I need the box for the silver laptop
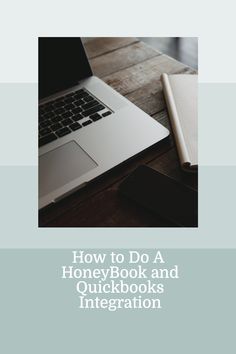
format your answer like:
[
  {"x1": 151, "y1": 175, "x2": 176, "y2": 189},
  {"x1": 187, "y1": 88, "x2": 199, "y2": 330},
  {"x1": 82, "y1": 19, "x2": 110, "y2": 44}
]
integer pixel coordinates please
[{"x1": 39, "y1": 37, "x2": 169, "y2": 209}]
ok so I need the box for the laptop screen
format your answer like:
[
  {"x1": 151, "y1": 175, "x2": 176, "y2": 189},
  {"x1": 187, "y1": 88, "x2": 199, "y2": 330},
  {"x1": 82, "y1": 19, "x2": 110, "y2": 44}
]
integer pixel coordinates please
[{"x1": 39, "y1": 37, "x2": 93, "y2": 99}]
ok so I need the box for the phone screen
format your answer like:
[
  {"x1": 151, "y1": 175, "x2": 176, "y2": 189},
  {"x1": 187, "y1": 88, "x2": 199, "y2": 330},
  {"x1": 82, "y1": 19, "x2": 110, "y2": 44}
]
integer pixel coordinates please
[{"x1": 119, "y1": 165, "x2": 198, "y2": 227}]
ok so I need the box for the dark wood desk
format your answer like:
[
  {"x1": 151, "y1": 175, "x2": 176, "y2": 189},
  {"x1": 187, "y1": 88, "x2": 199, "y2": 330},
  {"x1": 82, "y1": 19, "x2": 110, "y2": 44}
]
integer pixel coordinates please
[{"x1": 39, "y1": 37, "x2": 197, "y2": 227}]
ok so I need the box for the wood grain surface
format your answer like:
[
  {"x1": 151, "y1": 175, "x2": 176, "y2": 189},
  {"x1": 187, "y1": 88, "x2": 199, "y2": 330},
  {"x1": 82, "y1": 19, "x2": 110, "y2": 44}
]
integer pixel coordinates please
[{"x1": 39, "y1": 37, "x2": 197, "y2": 227}]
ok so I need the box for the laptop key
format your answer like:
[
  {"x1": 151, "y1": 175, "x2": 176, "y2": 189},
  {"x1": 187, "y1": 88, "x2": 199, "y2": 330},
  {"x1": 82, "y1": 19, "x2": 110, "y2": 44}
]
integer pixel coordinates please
[
  {"x1": 39, "y1": 133, "x2": 57, "y2": 147},
  {"x1": 82, "y1": 120, "x2": 92, "y2": 127},
  {"x1": 61, "y1": 118, "x2": 73, "y2": 126},
  {"x1": 72, "y1": 106, "x2": 82, "y2": 114},
  {"x1": 50, "y1": 122, "x2": 63, "y2": 131},
  {"x1": 84, "y1": 95, "x2": 94, "y2": 103},
  {"x1": 61, "y1": 111, "x2": 73, "y2": 119},
  {"x1": 51, "y1": 116, "x2": 62, "y2": 123},
  {"x1": 43, "y1": 111, "x2": 55, "y2": 120},
  {"x1": 70, "y1": 122, "x2": 82, "y2": 131},
  {"x1": 90, "y1": 113, "x2": 102, "y2": 122},
  {"x1": 64, "y1": 103, "x2": 75, "y2": 110},
  {"x1": 102, "y1": 111, "x2": 112, "y2": 117},
  {"x1": 82, "y1": 104, "x2": 105, "y2": 117},
  {"x1": 74, "y1": 99, "x2": 84, "y2": 106},
  {"x1": 40, "y1": 127, "x2": 52, "y2": 136},
  {"x1": 40, "y1": 119, "x2": 51, "y2": 128},
  {"x1": 74, "y1": 90, "x2": 89, "y2": 99},
  {"x1": 81, "y1": 100, "x2": 99, "y2": 110},
  {"x1": 56, "y1": 127, "x2": 71, "y2": 137},
  {"x1": 64, "y1": 97, "x2": 74, "y2": 104},
  {"x1": 39, "y1": 112, "x2": 53, "y2": 122},
  {"x1": 73, "y1": 113, "x2": 83, "y2": 121},
  {"x1": 74, "y1": 89, "x2": 84, "y2": 94}
]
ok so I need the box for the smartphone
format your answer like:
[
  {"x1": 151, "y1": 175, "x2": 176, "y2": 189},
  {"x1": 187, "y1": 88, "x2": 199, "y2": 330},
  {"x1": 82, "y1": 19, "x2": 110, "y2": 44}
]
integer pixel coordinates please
[{"x1": 119, "y1": 165, "x2": 198, "y2": 227}]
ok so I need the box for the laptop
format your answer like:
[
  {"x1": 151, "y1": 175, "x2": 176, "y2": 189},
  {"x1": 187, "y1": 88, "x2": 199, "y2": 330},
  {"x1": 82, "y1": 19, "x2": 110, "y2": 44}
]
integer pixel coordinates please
[{"x1": 39, "y1": 37, "x2": 169, "y2": 209}]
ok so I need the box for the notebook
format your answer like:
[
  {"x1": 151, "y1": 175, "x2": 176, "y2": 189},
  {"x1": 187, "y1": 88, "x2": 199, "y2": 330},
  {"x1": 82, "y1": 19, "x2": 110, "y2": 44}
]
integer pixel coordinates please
[{"x1": 161, "y1": 74, "x2": 198, "y2": 172}]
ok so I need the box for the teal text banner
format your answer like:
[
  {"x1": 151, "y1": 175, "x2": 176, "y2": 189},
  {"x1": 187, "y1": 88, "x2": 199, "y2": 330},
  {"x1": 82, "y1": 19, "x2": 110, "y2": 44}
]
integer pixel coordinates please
[{"x1": 0, "y1": 249, "x2": 235, "y2": 353}]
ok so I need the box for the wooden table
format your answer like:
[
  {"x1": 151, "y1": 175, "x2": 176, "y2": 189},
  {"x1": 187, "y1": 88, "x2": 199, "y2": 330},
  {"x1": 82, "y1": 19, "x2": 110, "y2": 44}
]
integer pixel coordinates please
[{"x1": 39, "y1": 37, "x2": 197, "y2": 227}]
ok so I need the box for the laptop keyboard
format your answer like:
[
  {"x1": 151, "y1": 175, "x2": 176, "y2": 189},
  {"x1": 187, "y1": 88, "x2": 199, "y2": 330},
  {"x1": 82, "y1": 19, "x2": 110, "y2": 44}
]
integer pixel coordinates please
[{"x1": 39, "y1": 88, "x2": 112, "y2": 147}]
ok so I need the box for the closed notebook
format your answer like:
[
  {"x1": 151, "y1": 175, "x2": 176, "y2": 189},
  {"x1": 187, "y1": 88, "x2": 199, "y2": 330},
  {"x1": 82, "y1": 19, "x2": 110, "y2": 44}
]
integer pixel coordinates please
[{"x1": 161, "y1": 74, "x2": 198, "y2": 172}]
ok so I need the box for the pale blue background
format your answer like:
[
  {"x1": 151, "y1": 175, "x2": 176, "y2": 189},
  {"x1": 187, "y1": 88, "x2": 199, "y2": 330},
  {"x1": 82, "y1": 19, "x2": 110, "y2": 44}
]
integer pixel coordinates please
[{"x1": 0, "y1": 250, "x2": 235, "y2": 353}]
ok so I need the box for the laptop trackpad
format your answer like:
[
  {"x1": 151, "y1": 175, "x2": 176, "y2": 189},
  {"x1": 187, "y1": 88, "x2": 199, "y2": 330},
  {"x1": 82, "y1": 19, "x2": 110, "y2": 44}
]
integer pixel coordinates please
[{"x1": 39, "y1": 141, "x2": 98, "y2": 198}]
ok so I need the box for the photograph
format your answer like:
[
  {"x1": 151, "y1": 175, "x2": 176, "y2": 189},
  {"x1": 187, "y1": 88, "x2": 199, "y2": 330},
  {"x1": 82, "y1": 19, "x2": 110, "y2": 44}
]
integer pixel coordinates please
[{"x1": 38, "y1": 37, "x2": 198, "y2": 227}]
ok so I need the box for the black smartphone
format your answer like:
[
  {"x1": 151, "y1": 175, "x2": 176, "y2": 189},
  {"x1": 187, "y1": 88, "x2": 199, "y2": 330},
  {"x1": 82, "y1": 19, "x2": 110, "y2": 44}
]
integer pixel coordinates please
[{"x1": 119, "y1": 165, "x2": 198, "y2": 227}]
